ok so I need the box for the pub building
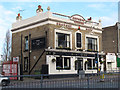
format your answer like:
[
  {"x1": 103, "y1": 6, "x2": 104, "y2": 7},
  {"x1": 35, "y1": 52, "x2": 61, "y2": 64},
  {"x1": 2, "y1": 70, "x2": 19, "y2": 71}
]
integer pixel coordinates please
[{"x1": 11, "y1": 5, "x2": 105, "y2": 75}]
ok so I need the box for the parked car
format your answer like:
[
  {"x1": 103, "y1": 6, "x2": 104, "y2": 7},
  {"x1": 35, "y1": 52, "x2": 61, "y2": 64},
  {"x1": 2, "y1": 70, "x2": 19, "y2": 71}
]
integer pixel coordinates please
[{"x1": 0, "y1": 74, "x2": 10, "y2": 86}]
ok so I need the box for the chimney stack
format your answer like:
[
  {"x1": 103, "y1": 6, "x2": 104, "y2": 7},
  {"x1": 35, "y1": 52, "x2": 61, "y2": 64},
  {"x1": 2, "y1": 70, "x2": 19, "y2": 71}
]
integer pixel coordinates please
[
  {"x1": 16, "y1": 13, "x2": 22, "y2": 21},
  {"x1": 36, "y1": 5, "x2": 43, "y2": 14}
]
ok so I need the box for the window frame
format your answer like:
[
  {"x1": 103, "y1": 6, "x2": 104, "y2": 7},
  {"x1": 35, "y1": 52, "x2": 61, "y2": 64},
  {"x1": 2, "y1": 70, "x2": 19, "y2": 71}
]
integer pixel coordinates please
[
  {"x1": 107, "y1": 62, "x2": 112, "y2": 69},
  {"x1": 55, "y1": 29, "x2": 72, "y2": 50},
  {"x1": 87, "y1": 37, "x2": 97, "y2": 51},
  {"x1": 64, "y1": 57, "x2": 71, "y2": 70},
  {"x1": 75, "y1": 31, "x2": 82, "y2": 49},
  {"x1": 56, "y1": 57, "x2": 71, "y2": 70},
  {"x1": 56, "y1": 32, "x2": 70, "y2": 49},
  {"x1": 85, "y1": 35, "x2": 99, "y2": 51},
  {"x1": 24, "y1": 36, "x2": 28, "y2": 51}
]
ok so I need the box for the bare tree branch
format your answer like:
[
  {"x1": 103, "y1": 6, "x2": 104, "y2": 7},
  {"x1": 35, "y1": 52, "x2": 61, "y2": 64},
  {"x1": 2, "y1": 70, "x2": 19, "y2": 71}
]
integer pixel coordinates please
[{"x1": 2, "y1": 30, "x2": 11, "y2": 61}]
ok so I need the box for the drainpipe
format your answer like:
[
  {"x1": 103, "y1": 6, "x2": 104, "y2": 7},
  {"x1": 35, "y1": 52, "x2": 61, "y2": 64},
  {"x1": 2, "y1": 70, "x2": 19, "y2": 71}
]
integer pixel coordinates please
[
  {"x1": 20, "y1": 34, "x2": 23, "y2": 80},
  {"x1": 45, "y1": 31, "x2": 47, "y2": 64},
  {"x1": 21, "y1": 34, "x2": 23, "y2": 69},
  {"x1": 117, "y1": 23, "x2": 120, "y2": 56},
  {"x1": 28, "y1": 34, "x2": 31, "y2": 74},
  {"x1": 45, "y1": 31, "x2": 47, "y2": 48}
]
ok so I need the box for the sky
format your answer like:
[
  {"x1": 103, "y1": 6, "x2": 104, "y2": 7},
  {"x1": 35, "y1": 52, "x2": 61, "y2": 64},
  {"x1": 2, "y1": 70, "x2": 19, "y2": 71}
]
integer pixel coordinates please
[{"x1": 0, "y1": 1, "x2": 118, "y2": 55}]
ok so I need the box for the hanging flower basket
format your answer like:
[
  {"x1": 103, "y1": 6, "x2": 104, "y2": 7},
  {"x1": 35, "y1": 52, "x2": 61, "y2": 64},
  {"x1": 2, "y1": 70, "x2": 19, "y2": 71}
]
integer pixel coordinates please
[
  {"x1": 56, "y1": 66, "x2": 63, "y2": 70},
  {"x1": 76, "y1": 49, "x2": 83, "y2": 51},
  {"x1": 52, "y1": 58, "x2": 56, "y2": 63},
  {"x1": 87, "y1": 49, "x2": 92, "y2": 52}
]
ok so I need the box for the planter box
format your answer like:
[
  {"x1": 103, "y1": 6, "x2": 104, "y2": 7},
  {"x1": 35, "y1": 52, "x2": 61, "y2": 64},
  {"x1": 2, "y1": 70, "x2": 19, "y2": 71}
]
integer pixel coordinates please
[{"x1": 56, "y1": 47, "x2": 71, "y2": 50}]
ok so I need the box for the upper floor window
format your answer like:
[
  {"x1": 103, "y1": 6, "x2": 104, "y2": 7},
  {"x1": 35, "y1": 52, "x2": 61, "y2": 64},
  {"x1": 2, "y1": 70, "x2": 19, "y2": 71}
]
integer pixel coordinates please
[
  {"x1": 86, "y1": 37, "x2": 98, "y2": 51},
  {"x1": 25, "y1": 36, "x2": 28, "y2": 50},
  {"x1": 56, "y1": 33, "x2": 70, "y2": 49},
  {"x1": 76, "y1": 33, "x2": 82, "y2": 48}
]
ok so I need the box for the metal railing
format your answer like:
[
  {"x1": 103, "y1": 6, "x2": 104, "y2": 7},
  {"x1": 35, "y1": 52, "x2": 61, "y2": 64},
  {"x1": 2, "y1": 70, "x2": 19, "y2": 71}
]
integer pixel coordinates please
[{"x1": 1, "y1": 71, "x2": 120, "y2": 89}]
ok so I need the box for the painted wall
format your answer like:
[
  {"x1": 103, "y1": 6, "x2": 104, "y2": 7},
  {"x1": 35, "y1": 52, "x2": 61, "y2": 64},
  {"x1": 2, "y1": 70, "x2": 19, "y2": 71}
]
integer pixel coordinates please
[
  {"x1": 46, "y1": 55, "x2": 77, "y2": 74},
  {"x1": 46, "y1": 55, "x2": 99, "y2": 74},
  {"x1": 106, "y1": 53, "x2": 118, "y2": 71}
]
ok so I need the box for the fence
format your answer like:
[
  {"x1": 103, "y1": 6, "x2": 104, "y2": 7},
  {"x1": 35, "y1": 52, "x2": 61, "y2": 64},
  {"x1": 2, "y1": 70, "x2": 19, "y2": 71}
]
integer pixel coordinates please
[{"x1": 1, "y1": 71, "x2": 120, "y2": 89}]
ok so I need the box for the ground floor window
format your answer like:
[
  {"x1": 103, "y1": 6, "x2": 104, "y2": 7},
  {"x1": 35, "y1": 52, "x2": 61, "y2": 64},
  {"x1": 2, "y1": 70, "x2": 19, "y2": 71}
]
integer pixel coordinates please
[
  {"x1": 56, "y1": 57, "x2": 70, "y2": 70},
  {"x1": 87, "y1": 59, "x2": 97, "y2": 70},
  {"x1": 56, "y1": 57, "x2": 63, "y2": 69},
  {"x1": 24, "y1": 57, "x2": 28, "y2": 72},
  {"x1": 107, "y1": 62, "x2": 112, "y2": 69}
]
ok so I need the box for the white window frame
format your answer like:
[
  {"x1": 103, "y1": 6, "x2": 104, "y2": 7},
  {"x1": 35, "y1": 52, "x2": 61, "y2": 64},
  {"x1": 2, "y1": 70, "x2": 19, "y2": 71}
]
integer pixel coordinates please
[
  {"x1": 54, "y1": 29, "x2": 72, "y2": 49},
  {"x1": 25, "y1": 36, "x2": 28, "y2": 50},
  {"x1": 85, "y1": 35, "x2": 99, "y2": 51},
  {"x1": 56, "y1": 57, "x2": 71, "y2": 70},
  {"x1": 107, "y1": 62, "x2": 112, "y2": 69},
  {"x1": 75, "y1": 31, "x2": 82, "y2": 49}
]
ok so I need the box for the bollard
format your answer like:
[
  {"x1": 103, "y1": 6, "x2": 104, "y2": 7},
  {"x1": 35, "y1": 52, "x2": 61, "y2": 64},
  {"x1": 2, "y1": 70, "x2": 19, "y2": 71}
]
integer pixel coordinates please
[
  {"x1": 79, "y1": 71, "x2": 85, "y2": 79},
  {"x1": 100, "y1": 73, "x2": 104, "y2": 82},
  {"x1": 87, "y1": 74, "x2": 89, "y2": 88},
  {"x1": 40, "y1": 75, "x2": 43, "y2": 88}
]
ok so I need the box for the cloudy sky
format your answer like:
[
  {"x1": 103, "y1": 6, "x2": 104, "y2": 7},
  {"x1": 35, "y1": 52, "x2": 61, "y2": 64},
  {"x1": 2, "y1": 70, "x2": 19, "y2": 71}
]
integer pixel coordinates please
[{"x1": 0, "y1": 1, "x2": 118, "y2": 55}]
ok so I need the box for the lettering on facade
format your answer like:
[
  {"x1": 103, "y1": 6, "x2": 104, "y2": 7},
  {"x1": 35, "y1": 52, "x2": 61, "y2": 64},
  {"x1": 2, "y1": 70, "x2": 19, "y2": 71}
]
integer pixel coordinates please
[
  {"x1": 106, "y1": 53, "x2": 116, "y2": 62},
  {"x1": 31, "y1": 37, "x2": 46, "y2": 50},
  {"x1": 86, "y1": 28, "x2": 92, "y2": 31},
  {"x1": 70, "y1": 14, "x2": 86, "y2": 25},
  {"x1": 56, "y1": 22, "x2": 72, "y2": 28}
]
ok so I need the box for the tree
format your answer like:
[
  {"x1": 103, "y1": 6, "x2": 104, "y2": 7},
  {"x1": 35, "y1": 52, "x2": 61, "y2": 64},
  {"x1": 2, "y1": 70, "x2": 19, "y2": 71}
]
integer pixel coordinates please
[{"x1": 2, "y1": 30, "x2": 11, "y2": 61}]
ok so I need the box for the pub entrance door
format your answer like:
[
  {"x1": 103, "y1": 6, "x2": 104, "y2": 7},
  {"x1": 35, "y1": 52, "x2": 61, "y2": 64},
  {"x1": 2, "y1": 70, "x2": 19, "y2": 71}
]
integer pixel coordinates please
[{"x1": 75, "y1": 58, "x2": 83, "y2": 74}]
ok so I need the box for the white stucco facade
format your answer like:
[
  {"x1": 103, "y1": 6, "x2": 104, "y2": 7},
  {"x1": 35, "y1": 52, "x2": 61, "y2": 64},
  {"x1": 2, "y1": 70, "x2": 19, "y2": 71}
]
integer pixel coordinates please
[{"x1": 106, "y1": 53, "x2": 118, "y2": 72}]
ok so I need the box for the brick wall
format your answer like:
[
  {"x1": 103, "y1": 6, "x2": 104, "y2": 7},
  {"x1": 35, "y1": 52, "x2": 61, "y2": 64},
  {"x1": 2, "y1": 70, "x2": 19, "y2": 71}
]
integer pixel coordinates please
[
  {"x1": 102, "y1": 24, "x2": 118, "y2": 53},
  {"x1": 12, "y1": 24, "x2": 102, "y2": 74}
]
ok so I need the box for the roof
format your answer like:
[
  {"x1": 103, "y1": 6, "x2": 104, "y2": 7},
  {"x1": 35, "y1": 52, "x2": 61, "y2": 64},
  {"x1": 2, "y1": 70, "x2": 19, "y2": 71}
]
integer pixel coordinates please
[{"x1": 11, "y1": 11, "x2": 102, "y2": 33}]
